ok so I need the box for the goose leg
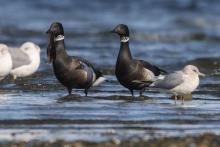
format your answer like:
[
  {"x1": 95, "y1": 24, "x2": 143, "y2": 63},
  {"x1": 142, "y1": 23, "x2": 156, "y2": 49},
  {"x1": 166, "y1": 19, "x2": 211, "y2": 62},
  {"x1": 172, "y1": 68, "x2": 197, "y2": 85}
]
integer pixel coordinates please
[
  {"x1": 174, "y1": 95, "x2": 177, "y2": 105},
  {"x1": 181, "y1": 96, "x2": 184, "y2": 105},
  {"x1": 67, "y1": 87, "x2": 72, "y2": 95},
  {"x1": 139, "y1": 88, "x2": 145, "y2": 97},
  {"x1": 130, "y1": 89, "x2": 134, "y2": 96},
  {"x1": 84, "y1": 89, "x2": 88, "y2": 97}
]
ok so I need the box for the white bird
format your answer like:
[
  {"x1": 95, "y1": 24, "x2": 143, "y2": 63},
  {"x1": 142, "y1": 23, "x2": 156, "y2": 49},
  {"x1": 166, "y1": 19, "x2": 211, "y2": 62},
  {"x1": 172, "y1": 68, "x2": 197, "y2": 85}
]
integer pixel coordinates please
[
  {"x1": 0, "y1": 44, "x2": 12, "y2": 80},
  {"x1": 151, "y1": 65, "x2": 205, "y2": 104},
  {"x1": 8, "y1": 42, "x2": 41, "y2": 79}
]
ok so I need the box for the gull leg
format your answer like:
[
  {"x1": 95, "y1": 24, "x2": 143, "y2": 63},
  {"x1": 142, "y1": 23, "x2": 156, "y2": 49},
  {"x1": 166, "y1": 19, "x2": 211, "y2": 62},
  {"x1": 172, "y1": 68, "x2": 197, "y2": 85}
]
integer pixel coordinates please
[
  {"x1": 181, "y1": 96, "x2": 184, "y2": 105},
  {"x1": 174, "y1": 95, "x2": 177, "y2": 105},
  {"x1": 13, "y1": 75, "x2": 17, "y2": 80}
]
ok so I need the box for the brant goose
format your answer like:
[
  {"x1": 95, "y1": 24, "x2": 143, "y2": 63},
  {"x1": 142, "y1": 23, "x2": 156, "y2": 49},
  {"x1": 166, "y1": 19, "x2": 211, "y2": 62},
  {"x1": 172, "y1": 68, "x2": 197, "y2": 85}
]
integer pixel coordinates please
[
  {"x1": 151, "y1": 65, "x2": 205, "y2": 104},
  {"x1": 0, "y1": 44, "x2": 12, "y2": 80},
  {"x1": 46, "y1": 22, "x2": 105, "y2": 96},
  {"x1": 111, "y1": 24, "x2": 166, "y2": 96},
  {"x1": 8, "y1": 42, "x2": 41, "y2": 79}
]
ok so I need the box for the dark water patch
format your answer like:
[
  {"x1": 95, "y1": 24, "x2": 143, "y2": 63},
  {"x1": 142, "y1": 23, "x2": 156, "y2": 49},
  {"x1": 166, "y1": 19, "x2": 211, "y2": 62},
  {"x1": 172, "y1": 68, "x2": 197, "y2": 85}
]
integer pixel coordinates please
[
  {"x1": 134, "y1": 32, "x2": 220, "y2": 42},
  {"x1": 186, "y1": 57, "x2": 220, "y2": 72}
]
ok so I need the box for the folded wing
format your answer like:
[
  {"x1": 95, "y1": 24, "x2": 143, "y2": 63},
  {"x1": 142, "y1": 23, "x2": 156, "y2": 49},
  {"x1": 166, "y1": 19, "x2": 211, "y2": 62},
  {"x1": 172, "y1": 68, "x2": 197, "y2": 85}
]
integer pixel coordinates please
[
  {"x1": 137, "y1": 59, "x2": 167, "y2": 76},
  {"x1": 152, "y1": 71, "x2": 184, "y2": 89},
  {"x1": 8, "y1": 47, "x2": 31, "y2": 69}
]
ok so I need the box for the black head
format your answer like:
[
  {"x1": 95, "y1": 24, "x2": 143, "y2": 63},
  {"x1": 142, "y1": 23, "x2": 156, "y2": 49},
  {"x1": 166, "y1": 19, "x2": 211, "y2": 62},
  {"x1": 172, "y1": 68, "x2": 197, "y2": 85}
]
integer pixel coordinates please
[
  {"x1": 111, "y1": 24, "x2": 129, "y2": 37},
  {"x1": 46, "y1": 22, "x2": 64, "y2": 36},
  {"x1": 47, "y1": 33, "x2": 56, "y2": 63},
  {"x1": 46, "y1": 22, "x2": 64, "y2": 63}
]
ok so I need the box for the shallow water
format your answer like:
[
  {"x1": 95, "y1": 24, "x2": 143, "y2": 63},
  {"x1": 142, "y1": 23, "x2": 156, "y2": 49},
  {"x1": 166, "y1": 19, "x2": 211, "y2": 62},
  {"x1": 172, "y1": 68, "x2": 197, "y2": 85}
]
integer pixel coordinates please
[{"x1": 0, "y1": 0, "x2": 220, "y2": 142}]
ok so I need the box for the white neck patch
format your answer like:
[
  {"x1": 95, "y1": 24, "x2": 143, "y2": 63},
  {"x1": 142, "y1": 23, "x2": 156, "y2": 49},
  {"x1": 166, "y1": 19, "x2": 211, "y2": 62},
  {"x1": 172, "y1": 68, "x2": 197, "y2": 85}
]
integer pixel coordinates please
[
  {"x1": 54, "y1": 35, "x2": 64, "y2": 41},
  {"x1": 120, "y1": 36, "x2": 129, "y2": 43}
]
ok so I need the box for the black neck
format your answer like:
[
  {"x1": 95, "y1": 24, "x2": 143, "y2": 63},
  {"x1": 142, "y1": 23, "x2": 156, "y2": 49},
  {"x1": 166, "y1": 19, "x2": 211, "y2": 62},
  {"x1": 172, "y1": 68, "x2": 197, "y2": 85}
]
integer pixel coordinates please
[
  {"x1": 53, "y1": 40, "x2": 67, "y2": 56},
  {"x1": 48, "y1": 38, "x2": 68, "y2": 63},
  {"x1": 118, "y1": 40, "x2": 132, "y2": 62}
]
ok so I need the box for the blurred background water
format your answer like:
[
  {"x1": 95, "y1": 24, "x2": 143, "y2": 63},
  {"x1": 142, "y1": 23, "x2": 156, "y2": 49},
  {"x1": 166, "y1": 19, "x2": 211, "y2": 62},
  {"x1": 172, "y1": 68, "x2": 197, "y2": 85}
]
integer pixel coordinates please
[{"x1": 0, "y1": 0, "x2": 220, "y2": 142}]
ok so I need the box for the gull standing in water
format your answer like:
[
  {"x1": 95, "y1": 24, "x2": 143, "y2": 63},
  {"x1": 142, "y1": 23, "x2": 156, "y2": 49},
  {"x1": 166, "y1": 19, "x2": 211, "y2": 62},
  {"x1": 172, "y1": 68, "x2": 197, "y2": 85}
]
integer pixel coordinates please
[
  {"x1": 111, "y1": 24, "x2": 166, "y2": 96},
  {"x1": 8, "y1": 42, "x2": 41, "y2": 79},
  {"x1": 151, "y1": 65, "x2": 205, "y2": 104},
  {"x1": 46, "y1": 22, "x2": 105, "y2": 96},
  {"x1": 0, "y1": 44, "x2": 12, "y2": 80}
]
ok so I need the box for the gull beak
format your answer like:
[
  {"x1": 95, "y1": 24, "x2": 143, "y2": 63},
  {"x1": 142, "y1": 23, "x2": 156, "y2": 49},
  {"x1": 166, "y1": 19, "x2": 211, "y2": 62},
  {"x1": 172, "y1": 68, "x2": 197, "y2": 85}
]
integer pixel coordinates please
[{"x1": 198, "y1": 72, "x2": 205, "y2": 77}]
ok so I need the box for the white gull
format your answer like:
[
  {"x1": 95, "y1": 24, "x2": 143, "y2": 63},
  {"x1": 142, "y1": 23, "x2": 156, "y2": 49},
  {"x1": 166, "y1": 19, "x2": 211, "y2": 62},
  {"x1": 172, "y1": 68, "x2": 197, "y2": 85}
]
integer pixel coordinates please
[
  {"x1": 0, "y1": 44, "x2": 12, "y2": 80},
  {"x1": 8, "y1": 42, "x2": 41, "y2": 79},
  {"x1": 151, "y1": 65, "x2": 205, "y2": 104}
]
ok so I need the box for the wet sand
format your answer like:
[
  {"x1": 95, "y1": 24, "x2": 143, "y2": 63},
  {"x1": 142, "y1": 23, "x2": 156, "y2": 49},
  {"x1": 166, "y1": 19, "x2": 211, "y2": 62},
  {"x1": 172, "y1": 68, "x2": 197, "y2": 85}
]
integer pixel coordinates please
[{"x1": 0, "y1": 133, "x2": 219, "y2": 147}]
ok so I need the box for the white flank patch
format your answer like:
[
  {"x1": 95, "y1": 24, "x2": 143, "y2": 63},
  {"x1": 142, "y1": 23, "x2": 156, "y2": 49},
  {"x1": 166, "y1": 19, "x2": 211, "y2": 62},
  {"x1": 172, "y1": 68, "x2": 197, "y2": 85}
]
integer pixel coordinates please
[
  {"x1": 156, "y1": 75, "x2": 165, "y2": 80},
  {"x1": 92, "y1": 77, "x2": 106, "y2": 86}
]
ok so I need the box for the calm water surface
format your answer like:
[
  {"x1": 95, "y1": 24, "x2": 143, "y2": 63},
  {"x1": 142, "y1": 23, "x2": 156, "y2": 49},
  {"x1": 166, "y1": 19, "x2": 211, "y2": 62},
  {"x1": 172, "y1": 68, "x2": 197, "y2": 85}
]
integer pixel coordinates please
[{"x1": 0, "y1": 0, "x2": 220, "y2": 142}]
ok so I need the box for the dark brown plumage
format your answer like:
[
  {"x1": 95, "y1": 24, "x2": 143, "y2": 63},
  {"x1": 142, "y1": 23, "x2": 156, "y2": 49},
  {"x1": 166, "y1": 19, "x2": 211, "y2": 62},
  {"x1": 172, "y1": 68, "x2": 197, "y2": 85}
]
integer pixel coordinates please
[
  {"x1": 46, "y1": 22, "x2": 105, "y2": 96},
  {"x1": 111, "y1": 24, "x2": 166, "y2": 96}
]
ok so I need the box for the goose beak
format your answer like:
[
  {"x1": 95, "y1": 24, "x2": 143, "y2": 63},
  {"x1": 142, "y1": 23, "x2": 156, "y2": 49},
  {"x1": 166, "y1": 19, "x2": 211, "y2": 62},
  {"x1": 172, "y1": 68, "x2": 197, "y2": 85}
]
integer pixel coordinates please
[
  {"x1": 46, "y1": 29, "x2": 51, "y2": 34},
  {"x1": 110, "y1": 29, "x2": 116, "y2": 33}
]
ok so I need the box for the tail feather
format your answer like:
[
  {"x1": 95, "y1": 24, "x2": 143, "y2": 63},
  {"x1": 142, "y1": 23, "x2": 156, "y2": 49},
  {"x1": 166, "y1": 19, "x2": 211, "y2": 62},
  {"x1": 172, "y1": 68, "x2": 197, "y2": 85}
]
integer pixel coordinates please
[
  {"x1": 158, "y1": 68, "x2": 167, "y2": 74},
  {"x1": 93, "y1": 77, "x2": 106, "y2": 86}
]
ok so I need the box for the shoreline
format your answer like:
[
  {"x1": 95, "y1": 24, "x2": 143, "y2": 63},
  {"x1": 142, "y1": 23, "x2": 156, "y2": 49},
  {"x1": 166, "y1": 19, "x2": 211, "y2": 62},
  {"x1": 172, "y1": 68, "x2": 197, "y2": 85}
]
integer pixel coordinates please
[{"x1": 1, "y1": 133, "x2": 219, "y2": 147}]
